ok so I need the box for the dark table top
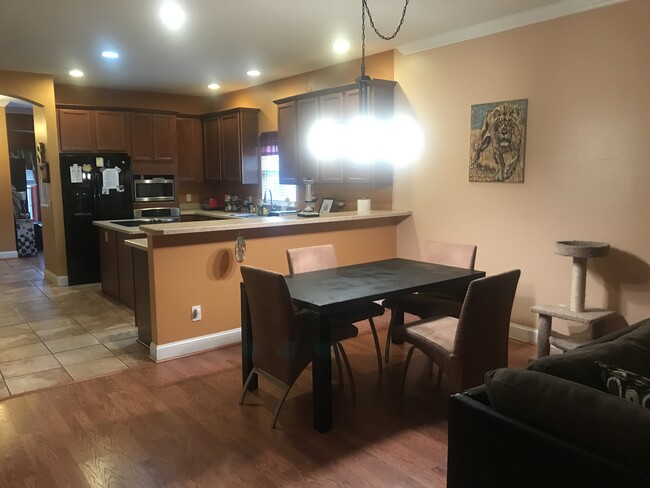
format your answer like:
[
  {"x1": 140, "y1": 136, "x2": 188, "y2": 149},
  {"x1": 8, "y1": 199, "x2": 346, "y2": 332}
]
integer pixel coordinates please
[{"x1": 285, "y1": 258, "x2": 485, "y2": 313}]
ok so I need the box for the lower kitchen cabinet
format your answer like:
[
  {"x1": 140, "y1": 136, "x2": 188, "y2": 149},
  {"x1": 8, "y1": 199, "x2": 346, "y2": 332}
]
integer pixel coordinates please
[
  {"x1": 98, "y1": 227, "x2": 144, "y2": 310},
  {"x1": 132, "y1": 247, "x2": 152, "y2": 346}
]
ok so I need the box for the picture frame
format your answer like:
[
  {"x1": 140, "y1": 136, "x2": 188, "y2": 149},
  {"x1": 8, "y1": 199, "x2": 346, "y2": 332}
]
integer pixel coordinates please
[{"x1": 319, "y1": 197, "x2": 334, "y2": 214}]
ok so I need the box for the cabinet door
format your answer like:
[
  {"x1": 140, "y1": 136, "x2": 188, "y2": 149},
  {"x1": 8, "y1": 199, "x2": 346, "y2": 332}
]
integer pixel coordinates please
[
  {"x1": 277, "y1": 102, "x2": 298, "y2": 185},
  {"x1": 239, "y1": 110, "x2": 260, "y2": 184},
  {"x1": 342, "y1": 88, "x2": 371, "y2": 183},
  {"x1": 220, "y1": 112, "x2": 241, "y2": 182},
  {"x1": 98, "y1": 228, "x2": 119, "y2": 300},
  {"x1": 95, "y1": 111, "x2": 129, "y2": 152},
  {"x1": 58, "y1": 109, "x2": 95, "y2": 152},
  {"x1": 296, "y1": 98, "x2": 319, "y2": 181},
  {"x1": 130, "y1": 113, "x2": 154, "y2": 161},
  {"x1": 117, "y1": 233, "x2": 136, "y2": 309},
  {"x1": 203, "y1": 117, "x2": 221, "y2": 181},
  {"x1": 318, "y1": 92, "x2": 344, "y2": 183},
  {"x1": 177, "y1": 117, "x2": 204, "y2": 182},
  {"x1": 152, "y1": 114, "x2": 176, "y2": 162}
]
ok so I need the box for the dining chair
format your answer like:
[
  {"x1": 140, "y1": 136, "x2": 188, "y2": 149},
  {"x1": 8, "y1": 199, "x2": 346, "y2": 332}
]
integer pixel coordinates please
[
  {"x1": 239, "y1": 265, "x2": 358, "y2": 428},
  {"x1": 286, "y1": 244, "x2": 385, "y2": 373},
  {"x1": 383, "y1": 241, "x2": 478, "y2": 363},
  {"x1": 397, "y1": 269, "x2": 520, "y2": 394}
]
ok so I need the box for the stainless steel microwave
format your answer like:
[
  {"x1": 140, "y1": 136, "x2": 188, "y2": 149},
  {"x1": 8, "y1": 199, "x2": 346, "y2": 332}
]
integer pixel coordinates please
[{"x1": 133, "y1": 176, "x2": 175, "y2": 202}]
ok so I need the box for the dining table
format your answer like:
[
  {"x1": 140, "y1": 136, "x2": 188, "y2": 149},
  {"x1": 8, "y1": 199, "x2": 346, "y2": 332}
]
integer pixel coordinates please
[{"x1": 240, "y1": 257, "x2": 485, "y2": 432}]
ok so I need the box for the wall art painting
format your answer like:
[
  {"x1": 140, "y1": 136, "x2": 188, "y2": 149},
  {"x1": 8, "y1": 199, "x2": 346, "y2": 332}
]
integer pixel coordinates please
[{"x1": 469, "y1": 99, "x2": 527, "y2": 183}]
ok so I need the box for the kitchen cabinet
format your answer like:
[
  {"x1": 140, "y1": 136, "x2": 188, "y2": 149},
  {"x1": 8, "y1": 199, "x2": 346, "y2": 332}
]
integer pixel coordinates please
[
  {"x1": 58, "y1": 108, "x2": 129, "y2": 153},
  {"x1": 117, "y1": 233, "x2": 136, "y2": 308},
  {"x1": 274, "y1": 79, "x2": 395, "y2": 188},
  {"x1": 58, "y1": 109, "x2": 95, "y2": 152},
  {"x1": 202, "y1": 108, "x2": 260, "y2": 184},
  {"x1": 94, "y1": 111, "x2": 129, "y2": 152},
  {"x1": 98, "y1": 228, "x2": 119, "y2": 300},
  {"x1": 130, "y1": 112, "x2": 177, "y2": 163},
  {"x1": 177, "y1": 116, "x2": 204, "y2": 183},
  {"x1": 277, "y1": 102, "x2": 298, "y2": 184}
]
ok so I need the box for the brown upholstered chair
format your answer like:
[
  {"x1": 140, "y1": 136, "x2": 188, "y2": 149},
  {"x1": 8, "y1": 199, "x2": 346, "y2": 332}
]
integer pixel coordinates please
[
  {"x1": 239, "y1": 265, "x2": 358, "y2": 428},
  {"x1": 397, "y1": 269, "x2": 520, "y2": 393},
  {"x1": 286, "y1": 244, "x2": 385, "y2": 373},
  {"x1": 383, "y1": 241, "x2": 478, "y2": 363}
]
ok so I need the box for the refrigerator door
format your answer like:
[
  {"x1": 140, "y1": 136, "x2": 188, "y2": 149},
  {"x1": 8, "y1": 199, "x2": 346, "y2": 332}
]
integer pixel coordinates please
[{"x1": 59, "y1": 153, "x2": 132, "y2": 285}]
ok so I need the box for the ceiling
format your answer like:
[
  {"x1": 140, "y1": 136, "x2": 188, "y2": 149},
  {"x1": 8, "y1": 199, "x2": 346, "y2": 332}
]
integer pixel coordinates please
[{"x1": 0, "y1": 0, "x2": 620, "y2": 97}]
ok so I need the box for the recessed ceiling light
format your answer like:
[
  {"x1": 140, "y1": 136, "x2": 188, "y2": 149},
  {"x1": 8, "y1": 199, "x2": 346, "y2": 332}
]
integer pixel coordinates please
[
  {"x1": 208, "y1": 83, "x2": 220, "y2": 90},
  {"x1": 247, "y1": 70, "x2": 261, "y2": 77},
  {"x1": 332, "y1": 39, "x2": 350, "y2": 54},
  {"x1": 69, "y1": 69, "x2": 84, "y2": 78},
  {"x1": 101, "y1": 50, "x2": 120, "y2": 59},
  {"x1": 159, "y1": 1, "x2": 186, "y2": 30}
]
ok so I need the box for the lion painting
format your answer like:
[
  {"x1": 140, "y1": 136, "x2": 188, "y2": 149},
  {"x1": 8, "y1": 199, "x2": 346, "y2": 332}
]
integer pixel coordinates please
[{"x1": 469, "y1": 99, "x2": 527, "y2": 183}]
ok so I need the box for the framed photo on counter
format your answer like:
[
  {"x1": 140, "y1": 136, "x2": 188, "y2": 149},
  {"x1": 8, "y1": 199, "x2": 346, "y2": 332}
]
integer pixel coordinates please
[{"x1": 319, "y1": 198, "x2": 334, "y2": 214}]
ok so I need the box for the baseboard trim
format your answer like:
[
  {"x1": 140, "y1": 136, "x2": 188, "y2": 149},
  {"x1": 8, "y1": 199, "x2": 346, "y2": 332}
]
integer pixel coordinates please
[
  {"x1": 150, "y1": 328, "x2": 242, "y2": 362},
  {"x1": 0, "y1": 251, "x2": 19, "y2": 259},
  {"x1": 44, "y1": 270, "x2": 68, "y2": 287},
  {"x1": 509, "y1": 323, "x2": 538, "y2": 345}
]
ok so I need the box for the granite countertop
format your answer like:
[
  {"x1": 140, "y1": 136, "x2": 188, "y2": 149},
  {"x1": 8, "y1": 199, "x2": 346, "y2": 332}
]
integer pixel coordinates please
[
  {"x1": 94, "y1": 209, "x2": 411, "y2": 236},
  {"x1": 124, "y1": 238, "x2": 148, "y2": 251}
]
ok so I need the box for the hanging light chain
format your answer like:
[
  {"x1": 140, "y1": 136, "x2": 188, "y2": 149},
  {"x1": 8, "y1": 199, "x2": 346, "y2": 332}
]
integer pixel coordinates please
[{"x1": 362, "y1": 0, "x2": 411, "y2": 41}]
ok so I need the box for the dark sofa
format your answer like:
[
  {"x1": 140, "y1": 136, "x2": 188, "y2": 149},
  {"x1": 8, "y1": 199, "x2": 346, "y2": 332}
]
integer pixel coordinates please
[{"x1": 447, "y1": 318, "x2": 650, "y2": 488}]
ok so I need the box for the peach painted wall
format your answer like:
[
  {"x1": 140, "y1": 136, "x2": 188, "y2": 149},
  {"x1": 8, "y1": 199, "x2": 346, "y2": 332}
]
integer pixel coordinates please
[
  {"x1": 0, "y1": 108, "x2": 16, "y2": 253},
  {"x1": 393, "y1": 0, "x2": 650, "y2": 329},
  {"x1": 0, "y1": 71, "x2": 65, "y2": 278},
  {"x1": 149, "y1": 220, "x2": 399, "y2": 345}
]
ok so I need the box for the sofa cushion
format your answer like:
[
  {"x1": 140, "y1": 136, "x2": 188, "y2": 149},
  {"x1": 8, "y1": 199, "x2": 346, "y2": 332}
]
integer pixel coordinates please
[
  {"x1": 528, "y1": 319, "x2": 650, "y2": 391},
  {"x1": 485, "y1": 368, "x2": 650, "y2": 473},
  {"x1": 597, "y1": 361, "x2": 650, "y2": 408}
]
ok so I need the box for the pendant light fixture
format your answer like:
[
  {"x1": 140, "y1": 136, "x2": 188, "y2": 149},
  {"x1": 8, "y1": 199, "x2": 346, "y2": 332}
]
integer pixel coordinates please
[{"x1": 309, "y1": 0, "x2": 423, "y2": 166}]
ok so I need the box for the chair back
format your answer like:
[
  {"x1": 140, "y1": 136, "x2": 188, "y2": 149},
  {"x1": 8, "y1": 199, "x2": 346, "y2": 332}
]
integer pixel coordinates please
[
  {"x1": 286, "y1": 244, "x2": 338, "y2": 274},
  {"x1": 240, "y1": 265, "x2": 311, "y2": 386},
  {"x1": 424, "y1": 241, "x2": 477, "y2": 270},
  {"x1": 452, "y1": 269, "x2": 520, "y2": 389}
]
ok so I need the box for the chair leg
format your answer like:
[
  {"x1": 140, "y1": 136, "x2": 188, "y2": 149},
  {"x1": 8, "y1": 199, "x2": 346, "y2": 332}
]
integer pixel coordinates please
[
  {"x1": 239, "y1": 368, "x2": 258, "y2": 405},
  {"x1": 271, "y1": 383, "x2": 292, "y2": 429},
  {"x1": 400, "y1": 346, "x2": 416, "y2": 399},
  {"x1": 367, "y1": 317, "x2": 383, "y2": 374},
  {"x1": 333, "y1": 342, "x2": 344, "y2": 387},
  {"x1": 336, "y1": 343, "x2": 356, "y2": 406},
  {"x1": 385, "y1": 309, "x2": 405, "y2": 363}
]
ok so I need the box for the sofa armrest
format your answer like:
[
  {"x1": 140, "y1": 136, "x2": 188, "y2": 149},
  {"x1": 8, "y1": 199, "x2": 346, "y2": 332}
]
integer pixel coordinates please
[{"x1": 448, "y1": 388, "x2": 650, "y2": 488}]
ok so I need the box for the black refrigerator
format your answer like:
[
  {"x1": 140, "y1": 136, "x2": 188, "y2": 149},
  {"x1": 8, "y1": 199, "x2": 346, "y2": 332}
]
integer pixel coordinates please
[{"x1": 59, "y1": 153, "x2": 133, "y2": 285}]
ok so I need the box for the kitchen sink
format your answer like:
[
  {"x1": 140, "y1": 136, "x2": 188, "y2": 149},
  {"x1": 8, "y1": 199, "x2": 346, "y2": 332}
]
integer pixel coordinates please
[{"x1": 267, "y1": 210, "x2": 298, "y2": 217}]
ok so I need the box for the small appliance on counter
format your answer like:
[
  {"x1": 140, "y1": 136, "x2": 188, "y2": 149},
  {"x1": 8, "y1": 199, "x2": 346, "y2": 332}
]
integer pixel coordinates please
[
  {"x1": 297, "y1": 177, "x2": 320, "y2": 218},
  {"x1": 60, "y1": 153, "x2": 133, "y2": 284}
]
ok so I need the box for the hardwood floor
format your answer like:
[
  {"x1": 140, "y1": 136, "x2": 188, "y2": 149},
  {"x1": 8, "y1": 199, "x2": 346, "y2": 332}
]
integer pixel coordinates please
[{"x1": 0, "y1": 313, "x2": 535, "y2": 487}]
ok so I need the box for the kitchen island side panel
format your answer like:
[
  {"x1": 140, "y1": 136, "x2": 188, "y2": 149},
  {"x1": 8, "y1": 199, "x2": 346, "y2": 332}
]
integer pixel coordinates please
[{"x1": 149, "y1": 222, "x2": 397, "y2": 346}]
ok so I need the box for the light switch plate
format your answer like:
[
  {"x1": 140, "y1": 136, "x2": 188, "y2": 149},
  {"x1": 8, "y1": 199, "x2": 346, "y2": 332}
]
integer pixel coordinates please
[
  {"x1": 186, "y1": 193, "x2": 192, "y2": 202},
  {"x1": 191, "y1": 305, "x2": 201, "y2": 321}
]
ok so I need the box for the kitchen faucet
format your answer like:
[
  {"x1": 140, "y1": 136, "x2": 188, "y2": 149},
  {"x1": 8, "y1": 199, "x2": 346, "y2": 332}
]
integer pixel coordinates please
[{"x1": 263, "y1": 189, "x2": 273, "y2": 210}]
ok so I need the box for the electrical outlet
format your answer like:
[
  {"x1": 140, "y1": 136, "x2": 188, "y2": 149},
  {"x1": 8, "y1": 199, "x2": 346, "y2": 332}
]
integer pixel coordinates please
[
  {"x1": 191, "y1": 305, "x2": 202, "y2": 321},
  {"x1": 186, "y1": 193, "x2": 192, "y2": 202}
]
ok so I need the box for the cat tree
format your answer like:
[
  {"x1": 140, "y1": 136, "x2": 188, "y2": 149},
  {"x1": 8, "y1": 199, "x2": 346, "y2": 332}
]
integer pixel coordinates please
[{"x1": 531, "y1": 240, "x2": 615, "y2": 357}]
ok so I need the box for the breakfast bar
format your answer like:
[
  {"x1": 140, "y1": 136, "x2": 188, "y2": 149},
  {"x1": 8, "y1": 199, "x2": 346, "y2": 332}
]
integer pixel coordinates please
[{"x1": 98, "y1": 210, "x2": 411, "y2": 362}]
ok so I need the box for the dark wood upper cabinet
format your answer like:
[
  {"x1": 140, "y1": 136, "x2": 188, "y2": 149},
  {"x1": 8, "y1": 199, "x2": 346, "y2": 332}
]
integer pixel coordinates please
[
  {"x1": 277, "y1": 102, "x2": 298, "y2": 185},
  {"x1": 296, "y1": 98, "x2": 319, "y2": 182},
  {"x1": 130, "y1": 112, "x2": 176, "y2": 163},
  {"x1": 202, "y1": 108, "x2": 260, "y2": 184},
  {"x1": 94, "y1": 111, "x2": 129, "y2": 153},
  {"x1": 177, "y1": 117, "x2": 204, "y2": 183},
  {"x1": 274, "y1": 79, "x2": 395, "y2": 188},
  {"x1": 203, "y1": 117, "x2": 222, "y2": 181},
  {"x1": 58, "y1": 109, "x2": 95, "y2": 152},
  {"x1": 318, "y1": 92, "x2": 344, "y2": 183}
]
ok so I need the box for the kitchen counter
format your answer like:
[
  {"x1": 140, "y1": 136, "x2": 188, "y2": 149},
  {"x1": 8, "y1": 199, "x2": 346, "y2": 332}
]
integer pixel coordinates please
[
  {"x1": 93, "y1": 209, "x2": 248, "y2": 234},
  {"x1": 124, "y1": 238, "x2": 148, "y2": 251},
  {"x1": 139, "y1": 210, "x2": 411, "y2": 236}
]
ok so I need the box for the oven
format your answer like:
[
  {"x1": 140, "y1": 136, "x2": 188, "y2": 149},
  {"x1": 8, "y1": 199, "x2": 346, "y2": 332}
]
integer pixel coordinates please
[{"x1": 133, "y1": 175, "x2": 175, "y2": 202}]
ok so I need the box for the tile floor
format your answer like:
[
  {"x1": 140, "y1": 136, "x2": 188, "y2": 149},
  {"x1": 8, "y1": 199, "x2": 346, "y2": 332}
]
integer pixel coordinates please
[{"x1": 0, "y1": 255, "x2": 151, "y2": 399}]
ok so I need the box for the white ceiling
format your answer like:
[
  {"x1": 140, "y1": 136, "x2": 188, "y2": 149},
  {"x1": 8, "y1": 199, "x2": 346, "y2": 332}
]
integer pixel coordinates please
[{"x1": 0, "y1": 0, "x2": 621, "y2": 97}]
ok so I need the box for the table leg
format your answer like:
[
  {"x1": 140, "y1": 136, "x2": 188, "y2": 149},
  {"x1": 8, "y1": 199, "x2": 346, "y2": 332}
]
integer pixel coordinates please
[
  {"x1": 240, "y1": 282, "x2": 257, "y2": 390},
  {"x1": 312, "y1": 311, "x2": 332, "y2": 433},
  {"x1": 536, "y1": 313, "x2": 552, "y2": 358}
]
